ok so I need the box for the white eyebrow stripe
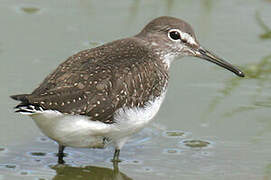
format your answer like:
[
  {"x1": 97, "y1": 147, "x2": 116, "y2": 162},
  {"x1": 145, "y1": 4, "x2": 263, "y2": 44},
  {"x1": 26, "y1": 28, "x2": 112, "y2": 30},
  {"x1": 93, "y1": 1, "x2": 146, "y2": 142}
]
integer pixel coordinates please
[
  {"x1": 168, "y1": 29, "x2": 197, "y2": 45},
  {"x1": 180, "y1": 31, "x2": 197, "y2": 45}
]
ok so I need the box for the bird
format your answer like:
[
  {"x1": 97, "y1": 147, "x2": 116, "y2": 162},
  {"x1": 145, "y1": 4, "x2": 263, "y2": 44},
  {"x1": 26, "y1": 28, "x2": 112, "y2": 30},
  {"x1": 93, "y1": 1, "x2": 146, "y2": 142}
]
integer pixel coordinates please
[{"x1": 10, "y1": 16, "x2": 245, "y2": 164}]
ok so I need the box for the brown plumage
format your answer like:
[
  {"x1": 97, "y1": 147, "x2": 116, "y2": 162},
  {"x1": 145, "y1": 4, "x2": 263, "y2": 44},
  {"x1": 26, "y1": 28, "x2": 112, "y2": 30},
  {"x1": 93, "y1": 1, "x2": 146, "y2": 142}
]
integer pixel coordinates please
[
  {"x1": 11, "y1": 37, "x2": 169, "y2": 124},
  {"x1": 11, "y1": 16, "x2": 244, "y2": 164}
]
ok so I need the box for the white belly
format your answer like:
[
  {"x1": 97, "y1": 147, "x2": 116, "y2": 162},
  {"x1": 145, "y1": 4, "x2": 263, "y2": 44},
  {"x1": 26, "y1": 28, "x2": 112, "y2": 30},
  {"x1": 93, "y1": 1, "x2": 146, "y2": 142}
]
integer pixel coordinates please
[
  {"x1": 112, "y1": 93, "x2": 166, "y2": 140},
  {"x1": 29, "y1": 92, "x2": 166, "y2": 148},
  {"x1": 31, "y1": 111, "x2": 109, "y2": 148}
]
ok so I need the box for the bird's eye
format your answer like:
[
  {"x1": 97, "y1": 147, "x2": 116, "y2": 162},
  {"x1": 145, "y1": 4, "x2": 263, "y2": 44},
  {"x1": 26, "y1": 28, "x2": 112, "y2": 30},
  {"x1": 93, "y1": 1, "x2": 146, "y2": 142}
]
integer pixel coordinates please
[{"x1": 169, "y1": 30, "x2": 181, "y2": 41}]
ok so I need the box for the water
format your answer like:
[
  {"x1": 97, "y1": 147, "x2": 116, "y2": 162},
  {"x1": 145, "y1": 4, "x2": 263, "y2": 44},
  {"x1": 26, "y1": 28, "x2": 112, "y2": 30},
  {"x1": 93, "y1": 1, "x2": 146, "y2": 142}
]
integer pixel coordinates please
[{"x1": 1, "y1": 0, "x2": 271, "y2": 179}]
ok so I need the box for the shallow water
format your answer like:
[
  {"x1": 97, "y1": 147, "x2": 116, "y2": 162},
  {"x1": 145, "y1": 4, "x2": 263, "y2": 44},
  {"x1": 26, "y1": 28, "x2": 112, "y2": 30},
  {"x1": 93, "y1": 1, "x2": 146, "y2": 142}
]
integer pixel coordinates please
[{"x1": 1, "y1": 0, "x2": 271, "y2": 179}]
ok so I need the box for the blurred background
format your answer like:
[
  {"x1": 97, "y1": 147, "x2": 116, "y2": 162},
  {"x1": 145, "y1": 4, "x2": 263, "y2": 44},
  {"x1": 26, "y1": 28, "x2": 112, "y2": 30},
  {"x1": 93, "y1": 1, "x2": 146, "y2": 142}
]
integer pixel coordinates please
[{"x1": 0, "y1": 0, "x2": 271, "y2": 179}]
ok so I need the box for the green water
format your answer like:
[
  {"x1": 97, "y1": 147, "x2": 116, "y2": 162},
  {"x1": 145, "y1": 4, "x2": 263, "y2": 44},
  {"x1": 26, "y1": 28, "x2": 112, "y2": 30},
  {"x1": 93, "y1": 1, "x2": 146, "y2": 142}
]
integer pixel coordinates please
[{"x1": 1, "y1": 0, "x2": 271, "y2": 179}]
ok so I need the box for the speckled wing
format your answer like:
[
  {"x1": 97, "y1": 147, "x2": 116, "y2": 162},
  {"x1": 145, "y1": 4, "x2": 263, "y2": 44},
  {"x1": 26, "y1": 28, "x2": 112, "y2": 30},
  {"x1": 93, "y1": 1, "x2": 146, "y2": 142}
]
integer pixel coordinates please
[
  {"x1": 11, "y1": 38, "x2": 169, "y2": 124},
  {"x1": 20, "y1": 48, "x2": 119, "y2": 123}
]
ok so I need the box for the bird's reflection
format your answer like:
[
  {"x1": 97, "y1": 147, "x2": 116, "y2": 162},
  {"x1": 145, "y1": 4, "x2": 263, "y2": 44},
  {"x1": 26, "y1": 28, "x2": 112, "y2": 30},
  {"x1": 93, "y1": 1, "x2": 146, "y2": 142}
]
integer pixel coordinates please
[{"x1": 51, "y1": 163, "x2": 133, "y2": 180}]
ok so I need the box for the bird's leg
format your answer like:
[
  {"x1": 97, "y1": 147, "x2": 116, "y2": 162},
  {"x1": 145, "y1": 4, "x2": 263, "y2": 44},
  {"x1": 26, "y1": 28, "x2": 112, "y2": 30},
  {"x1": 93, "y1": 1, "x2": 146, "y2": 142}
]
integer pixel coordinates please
[
  {"x1": 112, "y1": 149, "x2": 121, "y2": 163},
  {"x1": 111, "y1": 137, "x2": 129, "y2": 164},
  {"x1": 57, "y1": 145, "x2": 66, "y2": 164},
  {"x1": 113, "y1": 159, "x2": 120, "y2": 173}
]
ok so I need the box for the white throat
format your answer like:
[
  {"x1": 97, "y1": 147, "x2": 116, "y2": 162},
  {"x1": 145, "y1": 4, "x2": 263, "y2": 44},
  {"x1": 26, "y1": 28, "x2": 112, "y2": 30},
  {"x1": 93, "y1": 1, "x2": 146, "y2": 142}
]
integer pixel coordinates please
[{"x1": 162, "y1": 53, "x2": 176, "y2": 69}]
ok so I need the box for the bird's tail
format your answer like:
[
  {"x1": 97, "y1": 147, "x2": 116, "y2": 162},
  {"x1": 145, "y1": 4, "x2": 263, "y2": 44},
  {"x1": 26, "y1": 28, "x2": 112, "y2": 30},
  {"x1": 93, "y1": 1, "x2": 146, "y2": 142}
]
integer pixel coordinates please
[
  {"x1": 10, "y1": 94, "x2": 30, "y2": 103},
  {"x1": 10, "y1": 94, "x2": 39, "y2": 114}
]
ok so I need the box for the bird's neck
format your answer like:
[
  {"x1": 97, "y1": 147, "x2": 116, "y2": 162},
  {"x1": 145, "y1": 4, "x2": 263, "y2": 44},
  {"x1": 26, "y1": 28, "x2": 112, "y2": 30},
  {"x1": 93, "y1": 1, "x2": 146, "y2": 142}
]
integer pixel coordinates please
[{"x1": 134, "y1": 36, "x2": 176, "y2": 70}]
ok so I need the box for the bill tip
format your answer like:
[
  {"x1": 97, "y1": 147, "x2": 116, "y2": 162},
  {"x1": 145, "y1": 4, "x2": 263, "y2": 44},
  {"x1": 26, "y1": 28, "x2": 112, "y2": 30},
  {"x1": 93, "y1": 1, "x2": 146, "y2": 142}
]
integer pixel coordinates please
[{"x1": 237, "y1": 71, "x2": 245, "y2": 77}]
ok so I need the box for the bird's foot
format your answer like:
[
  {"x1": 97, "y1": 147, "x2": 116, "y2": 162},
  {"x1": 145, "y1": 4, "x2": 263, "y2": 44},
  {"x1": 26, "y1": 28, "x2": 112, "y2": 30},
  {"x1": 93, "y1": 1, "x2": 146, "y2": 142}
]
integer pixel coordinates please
[{"x1": 57, "y1": 157, "x2": 65, "y2": 164}]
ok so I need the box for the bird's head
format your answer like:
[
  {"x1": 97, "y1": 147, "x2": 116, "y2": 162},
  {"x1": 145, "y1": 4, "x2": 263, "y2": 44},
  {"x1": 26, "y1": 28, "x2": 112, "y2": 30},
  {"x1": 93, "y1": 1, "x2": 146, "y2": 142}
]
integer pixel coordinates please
[{"x1": 136, "y1": 16, "x2": 244, "y2": 77}]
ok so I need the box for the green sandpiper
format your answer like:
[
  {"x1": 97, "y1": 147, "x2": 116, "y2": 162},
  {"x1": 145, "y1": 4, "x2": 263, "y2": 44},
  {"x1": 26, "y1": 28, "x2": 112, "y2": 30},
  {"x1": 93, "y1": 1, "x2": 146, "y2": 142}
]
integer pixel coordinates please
[{"x1": 11, "y1": 16, "x2": 245, "y2": 164}]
